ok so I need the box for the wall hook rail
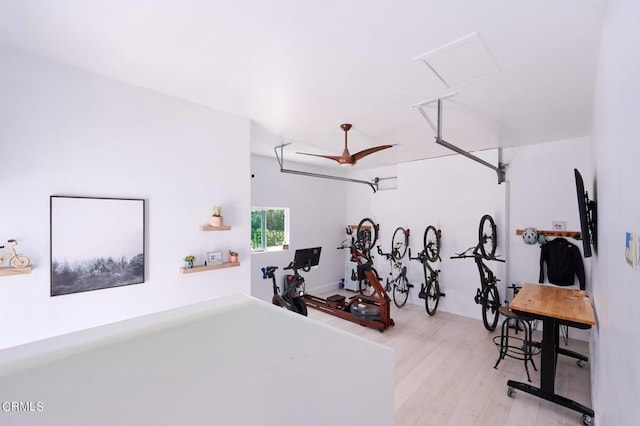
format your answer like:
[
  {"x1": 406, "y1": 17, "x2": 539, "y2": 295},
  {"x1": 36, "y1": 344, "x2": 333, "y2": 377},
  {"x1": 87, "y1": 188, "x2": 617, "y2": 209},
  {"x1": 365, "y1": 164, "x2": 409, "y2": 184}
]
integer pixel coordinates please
[
  {"x1": 412, "y1": 94, "x2": 506, "y2": 184},
  {"x1": 274, "y1": 144, "x2": 379, "y2": 193}
]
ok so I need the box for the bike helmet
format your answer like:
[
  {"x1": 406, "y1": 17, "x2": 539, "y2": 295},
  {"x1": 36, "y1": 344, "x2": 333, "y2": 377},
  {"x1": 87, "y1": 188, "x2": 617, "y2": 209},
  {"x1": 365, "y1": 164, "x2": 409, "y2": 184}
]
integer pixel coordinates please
[{"x1": 522, "y1": 227, "x2": 538, "y2": 245}]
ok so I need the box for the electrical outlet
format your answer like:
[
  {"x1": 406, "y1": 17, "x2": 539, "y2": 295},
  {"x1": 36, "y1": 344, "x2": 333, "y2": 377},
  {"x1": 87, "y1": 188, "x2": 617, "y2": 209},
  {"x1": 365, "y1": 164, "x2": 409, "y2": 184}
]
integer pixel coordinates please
[{"x1": 552, "y1": 221, "x2": 566, "y2": 231}]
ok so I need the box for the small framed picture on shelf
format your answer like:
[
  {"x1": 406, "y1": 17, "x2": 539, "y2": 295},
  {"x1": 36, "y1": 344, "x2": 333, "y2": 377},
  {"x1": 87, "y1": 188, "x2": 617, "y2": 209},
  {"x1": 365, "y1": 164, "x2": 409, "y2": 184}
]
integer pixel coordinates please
[{"x1": 207, "y1": 251, "x2": 223, "y2": 265}]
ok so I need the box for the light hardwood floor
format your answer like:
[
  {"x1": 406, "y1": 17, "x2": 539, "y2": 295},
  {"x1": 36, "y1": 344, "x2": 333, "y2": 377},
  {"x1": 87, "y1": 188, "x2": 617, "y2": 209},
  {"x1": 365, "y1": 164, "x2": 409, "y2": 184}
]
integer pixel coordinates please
[{"x1": 306, "y1": 291, "x2": 592, "y2": 426}]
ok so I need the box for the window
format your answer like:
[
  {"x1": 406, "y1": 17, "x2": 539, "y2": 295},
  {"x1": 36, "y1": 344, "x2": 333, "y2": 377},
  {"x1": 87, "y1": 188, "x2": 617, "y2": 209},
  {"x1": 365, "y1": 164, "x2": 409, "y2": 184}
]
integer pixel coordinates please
[{"x1": 251, "y1": 207, "x2": 289, "y2": 252}]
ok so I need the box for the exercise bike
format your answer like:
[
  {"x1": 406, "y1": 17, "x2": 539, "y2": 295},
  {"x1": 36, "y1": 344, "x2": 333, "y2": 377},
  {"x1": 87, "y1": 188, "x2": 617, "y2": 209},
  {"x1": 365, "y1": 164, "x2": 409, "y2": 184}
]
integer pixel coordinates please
[{"x1": 261, "y1": 261, "x2": 309, "y2": 316}]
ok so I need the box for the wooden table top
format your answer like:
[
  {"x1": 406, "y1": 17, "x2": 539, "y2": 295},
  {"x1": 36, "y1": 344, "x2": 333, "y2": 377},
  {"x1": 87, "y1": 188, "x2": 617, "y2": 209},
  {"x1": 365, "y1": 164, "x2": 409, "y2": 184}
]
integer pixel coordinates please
[{"x1": 509, "y1": 283, "x2": 595, "y2": 326}]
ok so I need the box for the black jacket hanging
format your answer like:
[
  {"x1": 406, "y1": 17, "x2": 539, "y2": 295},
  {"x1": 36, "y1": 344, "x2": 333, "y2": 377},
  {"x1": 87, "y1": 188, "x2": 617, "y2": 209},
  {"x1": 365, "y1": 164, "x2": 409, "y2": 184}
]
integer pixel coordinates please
[{"x1": 539, "y1": 237, "x2": 586, "y2": 290}]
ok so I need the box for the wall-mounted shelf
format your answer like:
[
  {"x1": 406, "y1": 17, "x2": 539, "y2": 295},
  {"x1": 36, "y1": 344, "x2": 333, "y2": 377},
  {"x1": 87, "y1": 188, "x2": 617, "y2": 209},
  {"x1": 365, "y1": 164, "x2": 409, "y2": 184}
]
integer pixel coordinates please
[
  {"x1": 347, "y1": 224, "x2": 371, "y2": 230},
  {"x1": 0, "y1": 266, "x2": 32, "y2": 276},
  {"x1": 516, "y1": 229, "x2": 582, "y2": 240},
  {"x1": 180, "y1": 262, "x2": 240, "y2": 274},
  {"x1": 200, "y1": 225, "x2": 231, "y2": 231}
]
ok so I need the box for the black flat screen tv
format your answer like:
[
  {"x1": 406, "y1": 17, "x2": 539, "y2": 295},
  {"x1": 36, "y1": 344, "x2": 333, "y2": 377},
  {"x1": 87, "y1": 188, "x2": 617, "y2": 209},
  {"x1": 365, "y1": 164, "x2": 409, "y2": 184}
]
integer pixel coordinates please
[
  {"x1": 292, "y1": 247, "x2": 322, "y2": 271},
  {"x1": 574, "y1": 168, "x2": 597, "y2": 258}
]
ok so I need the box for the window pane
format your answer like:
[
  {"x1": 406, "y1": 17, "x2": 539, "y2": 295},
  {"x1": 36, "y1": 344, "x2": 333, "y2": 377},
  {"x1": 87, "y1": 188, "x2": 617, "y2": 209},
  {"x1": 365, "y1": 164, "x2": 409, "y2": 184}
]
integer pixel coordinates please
[
  {"x1": 266, "y1": 209, "x2": 285, "y2": 248},
  {"x1": 251, "y1": 210, "x2": 264, "y2": 250}
]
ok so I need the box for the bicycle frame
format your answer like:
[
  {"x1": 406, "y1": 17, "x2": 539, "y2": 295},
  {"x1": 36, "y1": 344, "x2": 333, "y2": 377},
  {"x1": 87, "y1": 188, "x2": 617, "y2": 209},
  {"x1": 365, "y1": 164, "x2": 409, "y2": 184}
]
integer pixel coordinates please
[
  {"x1": 451, "y1": 244, "x2": 505, "y2": 331},
  {"x1": 377, "y1": 246, "x2": 405, "y2": 289},
  {"x1": 377, "y1": 243, "x2": 412, "y2": 308},
  {"x1": 409, "y1": 248, "x2": 445, "y2": 315}
]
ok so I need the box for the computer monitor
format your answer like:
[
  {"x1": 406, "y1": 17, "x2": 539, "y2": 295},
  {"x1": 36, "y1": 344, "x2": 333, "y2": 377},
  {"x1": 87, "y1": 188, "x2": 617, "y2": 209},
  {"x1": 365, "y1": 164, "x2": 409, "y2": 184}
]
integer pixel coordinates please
[{"x1": 292, "y1": 247, "x2": 322, "y2": 271}]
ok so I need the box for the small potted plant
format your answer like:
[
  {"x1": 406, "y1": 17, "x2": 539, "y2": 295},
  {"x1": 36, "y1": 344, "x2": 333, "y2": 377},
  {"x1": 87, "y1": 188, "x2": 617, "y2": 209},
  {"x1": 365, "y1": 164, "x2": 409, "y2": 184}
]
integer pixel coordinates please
[
  {"x1": 183, "y1": 255, "x2": 196, "y2": 269},
  {"x1": 229, "y1": 250, "x2": 239, "y2": 263},
  {"x1": 210, "y1": 206, "x2": 223, "y2": 227}
]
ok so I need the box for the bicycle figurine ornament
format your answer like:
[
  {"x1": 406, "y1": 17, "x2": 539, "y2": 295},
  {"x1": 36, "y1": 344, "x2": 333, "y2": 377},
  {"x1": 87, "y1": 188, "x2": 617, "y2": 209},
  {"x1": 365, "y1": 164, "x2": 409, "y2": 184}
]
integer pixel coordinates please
[
  {"x1": 409, "y1": 226, "x2": 445, "y2": 316},
  {"x1": 377, "y1": 226, "x2": 413, "y2": 308},
  {"x1": 451, "y1": 215, "x2": 505, "y2": 331},
  {"x1": 0, "y1": 239, "x2": 30, "y2": 268}
]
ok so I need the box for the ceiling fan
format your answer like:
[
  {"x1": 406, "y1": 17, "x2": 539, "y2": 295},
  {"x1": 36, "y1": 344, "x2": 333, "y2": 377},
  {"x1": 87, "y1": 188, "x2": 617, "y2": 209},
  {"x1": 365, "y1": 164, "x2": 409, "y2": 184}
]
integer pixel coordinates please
[{"x1": 297, "y1": 123, "x2": 393, "y2": 166}]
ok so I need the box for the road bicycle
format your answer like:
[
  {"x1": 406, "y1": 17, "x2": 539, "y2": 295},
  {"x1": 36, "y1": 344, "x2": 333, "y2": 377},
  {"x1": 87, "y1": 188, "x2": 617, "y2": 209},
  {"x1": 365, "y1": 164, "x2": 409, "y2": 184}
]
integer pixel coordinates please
[
  {"x1": 409, "y1": 225, "x2": 445, "y2": 316},
  {"x1": 451, "y1": 215, "x2": 505, "y2": 331},
  {"x1": 377, "y1": 226, "x2": 412, "y2": 308},
  {"x1": 338, "y1": 219, "x2": 382, "y2": 297},
  {"x1": 0, "y1": 239, "x2": 30, "y2": 268}
]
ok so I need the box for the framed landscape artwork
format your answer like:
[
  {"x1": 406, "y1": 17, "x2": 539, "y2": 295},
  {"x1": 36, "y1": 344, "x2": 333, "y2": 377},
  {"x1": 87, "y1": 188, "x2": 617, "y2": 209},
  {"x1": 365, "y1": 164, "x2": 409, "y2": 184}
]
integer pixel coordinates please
[{"x1": 50, "y1": 196, "x2": 145, "y2": 296}]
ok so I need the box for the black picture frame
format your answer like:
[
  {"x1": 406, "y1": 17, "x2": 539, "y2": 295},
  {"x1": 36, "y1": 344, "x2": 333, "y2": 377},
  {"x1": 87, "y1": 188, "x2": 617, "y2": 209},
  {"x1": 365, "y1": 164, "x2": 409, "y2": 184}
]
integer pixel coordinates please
[{"x1": 50, "y1": 196, "x2": 145, "y2": 296}]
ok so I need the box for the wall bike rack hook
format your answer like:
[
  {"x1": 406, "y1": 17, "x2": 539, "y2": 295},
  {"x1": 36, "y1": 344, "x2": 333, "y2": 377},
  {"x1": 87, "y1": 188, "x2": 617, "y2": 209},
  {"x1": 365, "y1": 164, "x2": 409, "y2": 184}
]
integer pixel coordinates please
[{"x1": 412, "y1": 94, "x2": 506, "y2": 184}]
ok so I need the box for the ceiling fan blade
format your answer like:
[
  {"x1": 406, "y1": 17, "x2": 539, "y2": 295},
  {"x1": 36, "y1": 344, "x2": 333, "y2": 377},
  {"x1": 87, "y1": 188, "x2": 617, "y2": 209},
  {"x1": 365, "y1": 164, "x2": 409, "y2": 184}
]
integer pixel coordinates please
[
  {"x1": 296, "y1": 152, "x2": 346, "y2": 163},
  {"x1": 352, "y1": 145, "x2": 394, "y2": 161}
]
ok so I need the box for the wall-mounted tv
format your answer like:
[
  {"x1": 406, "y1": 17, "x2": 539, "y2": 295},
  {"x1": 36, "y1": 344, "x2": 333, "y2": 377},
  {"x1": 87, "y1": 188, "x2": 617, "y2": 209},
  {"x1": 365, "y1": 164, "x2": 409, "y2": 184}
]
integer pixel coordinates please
[
  {"x1": 292, "y1": 247, "x2": 322, "y2": 271},
  {"x1": 574, "y1": 168, "x2": 597, "y2": 257}
]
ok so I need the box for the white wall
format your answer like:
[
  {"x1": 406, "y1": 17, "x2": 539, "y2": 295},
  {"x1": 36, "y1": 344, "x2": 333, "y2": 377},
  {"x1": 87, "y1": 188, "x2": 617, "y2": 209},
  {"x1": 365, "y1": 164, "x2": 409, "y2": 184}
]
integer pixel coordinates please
[
  {"x1": 0, "y1": 294, "x2": 394, "y2": 426},
  {"x1": 590, "y1": 0, "x2": 640, "y2": 424},
  {"x1": 0, "y1": 46, "x2": 251, "y2": 350},
  {"x1": 343, "y1": 141, "x2": 593, "y2": 330},
  {"x1": 346, "y1": 150, "x2": 506, "y2": 321},
  {"x1": 250, "y1": 138, "x2": 347, "y2": 301},
  {"x1": 504, "y1": 137, "x2": 592, "y2": 289}
]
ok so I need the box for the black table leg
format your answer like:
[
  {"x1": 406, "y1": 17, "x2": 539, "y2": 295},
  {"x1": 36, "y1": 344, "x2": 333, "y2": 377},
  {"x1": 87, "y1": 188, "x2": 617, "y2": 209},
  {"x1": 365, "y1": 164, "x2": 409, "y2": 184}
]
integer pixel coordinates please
[{"x1": 506, "y1": 318, "x2": 594, "y2": 418}]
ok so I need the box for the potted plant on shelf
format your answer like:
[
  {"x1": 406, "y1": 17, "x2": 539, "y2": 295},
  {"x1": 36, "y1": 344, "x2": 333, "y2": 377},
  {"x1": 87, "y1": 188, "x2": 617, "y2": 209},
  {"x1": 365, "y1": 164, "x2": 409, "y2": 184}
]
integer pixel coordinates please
[
  {"x1": 229, "y1": 250, "x2": 239, "y2": 263},
  {"x1": 210, "y1": 206, "x2": 223, "y2": 227},
  {"x1": 183, "y1": 255, "x2": 196, "y2": 269}
]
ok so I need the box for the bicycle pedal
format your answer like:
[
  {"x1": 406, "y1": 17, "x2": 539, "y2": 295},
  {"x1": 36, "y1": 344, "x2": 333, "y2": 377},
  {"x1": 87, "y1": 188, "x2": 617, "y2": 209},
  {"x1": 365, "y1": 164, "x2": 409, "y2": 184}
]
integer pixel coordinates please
[
  {"x1": 407, "y1": 283, "x2": 414, "y2": 288},
  {"x1": 440, "y1": 292, "x2": 446, "y2": 297}
]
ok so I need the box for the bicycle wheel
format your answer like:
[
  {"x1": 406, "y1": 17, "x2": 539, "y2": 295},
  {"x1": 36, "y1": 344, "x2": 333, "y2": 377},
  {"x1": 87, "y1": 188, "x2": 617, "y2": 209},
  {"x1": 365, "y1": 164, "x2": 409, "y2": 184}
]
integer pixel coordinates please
[
  {"x1": 9, "y1": 255, "x2": 30, "y2": 268},
  {"x1": 356, "y1": 217, "x2": 378, "y2": 252},
  {"x1": 393, "y1": 274, "x2": 409, "y2": 308},
  {"x1": 481, "y1": 285, "x2": 500, "y2": 331},
  {"x1": 425, "y1": 277, "x2": 440, "y2": 316},
  {"x1": 391, "y1": 227, "x2": 408, "y2": 260},
  {"x1": 478, "y1": 215, "x2": 497, "y2": 260},
  {"x1": 423, "y1": 226, "x2": 440, "y2": 262}
]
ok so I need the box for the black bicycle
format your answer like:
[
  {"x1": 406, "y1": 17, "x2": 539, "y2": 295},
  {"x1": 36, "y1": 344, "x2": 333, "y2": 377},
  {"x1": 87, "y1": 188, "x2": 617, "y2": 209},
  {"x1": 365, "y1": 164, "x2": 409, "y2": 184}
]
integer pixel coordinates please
[
  {"x1": 410, "y1": 225, "x2": 445, "y2": 316},
  {"x1": 377, "y1": 226, "x2": 412, "y2": 308},
  {"x1": 451, "y1": 215, "x2": 505, "y2": 331},
  {"x1": 350, "y1": 218, "x2": 382, "y2": 296}
]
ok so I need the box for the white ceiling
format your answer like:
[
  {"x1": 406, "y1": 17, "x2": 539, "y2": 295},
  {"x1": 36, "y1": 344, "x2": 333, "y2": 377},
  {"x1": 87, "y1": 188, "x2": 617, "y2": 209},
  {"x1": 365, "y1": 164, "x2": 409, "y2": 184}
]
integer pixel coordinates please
[{"x1": 0, "y1": 0, "x2": 606, "y2": 169}]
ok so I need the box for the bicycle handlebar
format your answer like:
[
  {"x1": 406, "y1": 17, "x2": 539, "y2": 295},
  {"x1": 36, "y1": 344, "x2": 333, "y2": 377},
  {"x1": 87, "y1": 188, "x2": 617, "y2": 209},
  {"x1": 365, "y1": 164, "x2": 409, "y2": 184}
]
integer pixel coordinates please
[
  {"x1": 450, "y1": 251, "x2": 506, "y2": 262},
  {"x1": 261, "y1": 266, "x2": 277, "y2": 279},
  {"x1": 376, "y1": 245, "x2": 393, "y2": 260},
  {"x1": 408, "y1": 247, "x2": 427, "y2": 263}
]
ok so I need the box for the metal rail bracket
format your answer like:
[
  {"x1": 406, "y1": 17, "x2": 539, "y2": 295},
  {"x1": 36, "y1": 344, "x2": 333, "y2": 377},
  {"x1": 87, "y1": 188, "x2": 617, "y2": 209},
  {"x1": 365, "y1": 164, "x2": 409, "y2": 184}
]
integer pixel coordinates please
[
  {"x1": 274, "y1": 144, "x2": 379, "y2": 192},
  {"x1": 412, "y1": 94, "x2": 506, "y2": 184}
]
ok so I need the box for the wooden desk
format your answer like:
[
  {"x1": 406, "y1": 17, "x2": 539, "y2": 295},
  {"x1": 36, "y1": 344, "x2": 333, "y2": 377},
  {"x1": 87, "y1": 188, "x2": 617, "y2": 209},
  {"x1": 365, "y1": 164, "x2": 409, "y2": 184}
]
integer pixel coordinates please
[{"x1": 508, "y1": 283, "x2": 595, "y2": 422}]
